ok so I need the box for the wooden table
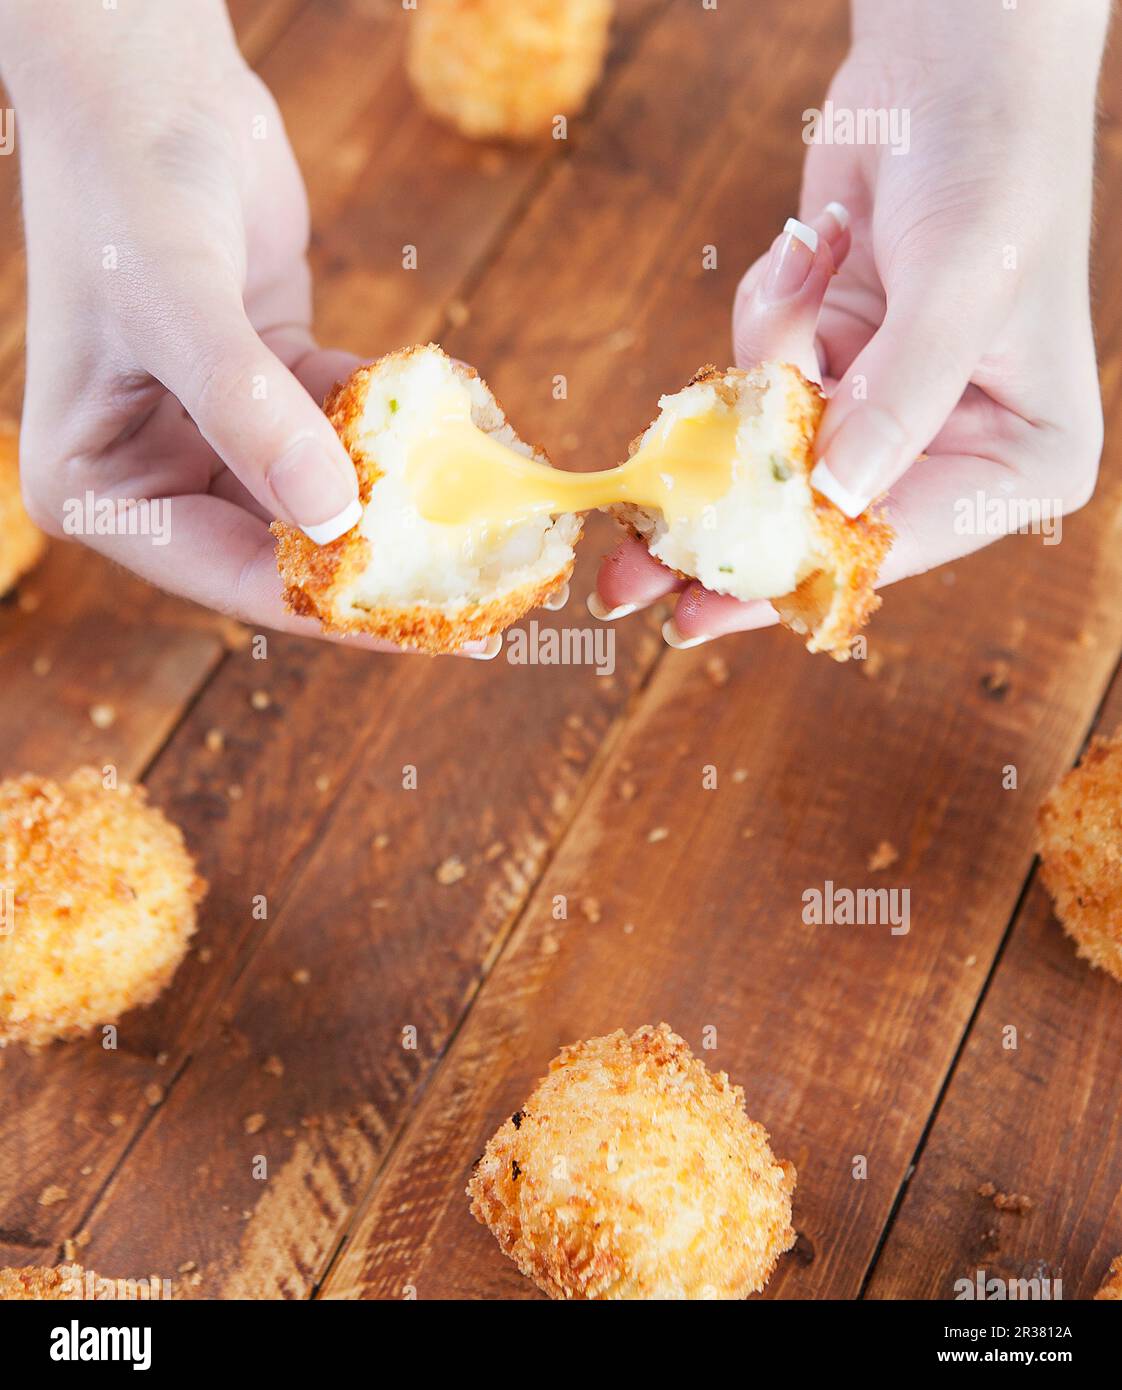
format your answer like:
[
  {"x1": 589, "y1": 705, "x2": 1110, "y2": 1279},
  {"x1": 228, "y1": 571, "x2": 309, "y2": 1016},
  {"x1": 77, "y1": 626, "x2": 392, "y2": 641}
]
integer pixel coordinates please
[{"x1": 2, "y1": 0, "x2": 1121, "y2": 1301}]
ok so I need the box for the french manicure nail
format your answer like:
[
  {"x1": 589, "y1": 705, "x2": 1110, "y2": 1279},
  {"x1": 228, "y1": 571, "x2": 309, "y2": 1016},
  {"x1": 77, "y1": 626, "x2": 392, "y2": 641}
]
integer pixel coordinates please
[
  {"x1": 543, "y1": 583, "x2": 570, "y2": 612},
  {"x1": 466, "y1": 634, "x2": 503, "y2": 660},
  {"x1": 814, "y1": 407, "x2": 909, "y2": 517},
  {"x1": 662, "y1": 618, "x2": 712, "y2": 650},
  {"x1": 587, "y1": 592, "x2": 637, "y2": 621},
  {"x1": 823, "y1": 201, "x2": 850, "y2": 233},
  {"x1": 762, "y1": 218, "x2": 818, "y2": 303},
  {"x1": 267, "y1": 436, "x2": 360, "y2": 543}
]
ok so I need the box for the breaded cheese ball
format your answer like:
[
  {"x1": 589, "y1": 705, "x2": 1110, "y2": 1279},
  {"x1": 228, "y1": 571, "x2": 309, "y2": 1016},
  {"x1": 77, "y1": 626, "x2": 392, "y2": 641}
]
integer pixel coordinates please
[
  {"x1": 1096, "y1": 1256, "x2": 1122, "y2": 1300},
  {"x1": 407, "y1": 0, "x2": 614, "y2": 142},
  {"x1": 1038, "y1": 734, "x2": 1122, "y2": 984},
  {"x1": 0, "y1": 1264, "x2": 106, "y2": 1300},
  {"x1": 0, "y1": 421, "x2": 46, "y2": 595},
  {"x1": 614, "y1": 363, "x2": 892, "y2": 660},
  {"x1": 0, "y1": 768, "x2": 206, "y2": 1046},
  {"x1": 467, "y1": 1023, "x2": 797, "y2": 1299},
  {"x1": 273, "y1": 345, "x2": 581, "y2": 654}
]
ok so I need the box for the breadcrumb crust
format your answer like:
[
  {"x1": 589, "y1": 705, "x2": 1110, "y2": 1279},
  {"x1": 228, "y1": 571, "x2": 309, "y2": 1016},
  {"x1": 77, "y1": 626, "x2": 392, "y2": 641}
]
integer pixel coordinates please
[
  {"x1": 1038, "y1": 734, "x2": 1122, "y2": 983},
  {"x1": 0, "y1": 421, "x2": 46, "y2": 596},
  {"x1": 0, "y1": 1265, "x2": 105, "y2": 1300},
  {"x1": 1096, "y1": 1255, "x2": 1122, "y2": 1300},
  {"x1": 467, "y1": 1022, "x2": 796, "y2": 1299},
  {"x1": 0, "y1": 768, "x2": 206, "y2": 1047}
]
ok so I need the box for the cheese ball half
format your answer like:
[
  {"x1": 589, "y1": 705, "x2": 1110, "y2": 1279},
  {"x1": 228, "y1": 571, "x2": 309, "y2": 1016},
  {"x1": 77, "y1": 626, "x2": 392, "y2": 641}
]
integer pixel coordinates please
[
  {"x1": 0, "y1": 768, "x2": 206, "y2": 1047},
  {"x1": 0, "y1": 421, "x2": 46, "y2": 595},
  {"x1": 407, "y1": 0, "x2": 614, "y2": 142},
  {"x1": 1038, "y1": 734, "x2": 1122, "y2": 983},
  {"x1": 273, "y1": 345, "x2": 581, "y2": 654},
  {"x1": 614, "y1": 362, "x2": 892, "y2": 660},
  {"x1": 467, "y1": 1023, "x2": 797, "y2": 1299}
]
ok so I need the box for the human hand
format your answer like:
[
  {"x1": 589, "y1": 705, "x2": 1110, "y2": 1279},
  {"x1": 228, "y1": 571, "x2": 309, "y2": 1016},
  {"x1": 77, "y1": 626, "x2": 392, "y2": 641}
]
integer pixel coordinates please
[
  {"x1": 2, "y1": 1, "x2": 489, "y2": 654},
  {"x1": 592, "y1": 0, "x2": 1108, "y2": 647}
]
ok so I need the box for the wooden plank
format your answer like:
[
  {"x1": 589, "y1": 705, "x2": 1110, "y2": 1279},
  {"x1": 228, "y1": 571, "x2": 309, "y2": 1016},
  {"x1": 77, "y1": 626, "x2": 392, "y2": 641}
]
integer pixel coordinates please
[
  {"x1": 320, "y1": 22, "x2": 1122, "y2": 1299},
  {"x1": 54, "y1": 0, "x2": 827, "y2": 1297}
]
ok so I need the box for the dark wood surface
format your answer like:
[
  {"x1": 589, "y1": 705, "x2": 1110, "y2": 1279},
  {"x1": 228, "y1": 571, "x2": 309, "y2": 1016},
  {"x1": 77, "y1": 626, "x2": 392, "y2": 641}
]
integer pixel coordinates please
[{"x1": 2, "y1": 0, "x2": 1120, "y2": 1300}]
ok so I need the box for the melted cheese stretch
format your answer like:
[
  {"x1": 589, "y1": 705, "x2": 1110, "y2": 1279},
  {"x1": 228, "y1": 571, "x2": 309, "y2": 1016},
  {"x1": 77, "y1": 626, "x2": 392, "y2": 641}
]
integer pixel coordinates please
[{"x1": 410, "y1": 383, "x2": 741, "y2": 534}]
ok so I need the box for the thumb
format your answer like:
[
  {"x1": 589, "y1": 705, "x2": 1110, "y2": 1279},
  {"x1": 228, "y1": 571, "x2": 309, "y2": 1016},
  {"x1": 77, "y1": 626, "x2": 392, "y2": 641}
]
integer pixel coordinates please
[
  {"x1": 811, "y1": 269, "x2": 1001, "y2": 519},
  {"x1": 148, "y1": 295, "x2": 360, "y2": 544}
]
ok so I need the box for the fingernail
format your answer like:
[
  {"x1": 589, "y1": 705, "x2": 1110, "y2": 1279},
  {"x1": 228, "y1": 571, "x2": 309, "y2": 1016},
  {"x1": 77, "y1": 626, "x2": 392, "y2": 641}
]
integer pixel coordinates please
[
  {"x1": 465, "y1": 634, "x2": 503, "y2": 660},
  {"x1": 587, "y1": 592, "x2": 637, "y2": 621},
  {"x1": 823, "y1": 201, "x2": 850, "y2": 234},
  {"x1": 662, "y1": 618, "x2": 712, "y2": 650},
  {"x1": 268, "y1": 437, "x2": 360, "y2": 543},
  {"x1": 543, "y1": 583, "x2": 570, "y2": 612},
  {"x1": 814, "y1": 407, "x2": 908, "y2": 517},
  {"x1": 762, "y1": 218, "x2": 818, "y2": 302}
]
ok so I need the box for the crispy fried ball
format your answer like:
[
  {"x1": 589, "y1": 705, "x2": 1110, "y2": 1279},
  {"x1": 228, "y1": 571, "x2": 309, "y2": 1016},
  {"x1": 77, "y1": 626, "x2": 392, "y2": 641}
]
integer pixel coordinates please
[
  {"x1": 407, "y1": 0, "x2": 614, "y2": 142},
  {"x1": 1095, "y1": 1255, "x2": 1122, "y2": 1300},
  {"x1": 1038, "y1": 734, "x2": 1122, "y2": 984},
  {"x1": 0, "y1": 768, "x2": 206, "y2": 1046},
  {"x1": 0, "y1": 1264, "x2": 109, "y2": 1300},
  {"x1": 0, "y1": 421, "x2": 46, "y2": 596},
  {"x1": 467, "y1": 1022, "x2": 797, "y2": 1299}
]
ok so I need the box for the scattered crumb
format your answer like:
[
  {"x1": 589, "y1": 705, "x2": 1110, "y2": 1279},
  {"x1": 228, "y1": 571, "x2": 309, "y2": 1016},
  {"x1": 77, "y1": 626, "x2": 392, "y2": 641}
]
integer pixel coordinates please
[
  {"x1": 262, "y1": 1056, "x2": 284, "y2": 1078},
  {"x1": 144, "y1": 1084, "x2": 164, "y2": 1107},
  {"x1": 618, "y1": 779, "x2": 638, "y2": 801},
  {"x1": 981, "y1": 661, "x2": 1010, "y2": 700},
  {"x1": 38, "y1": 1185, "x2": 68, "y2": 1207},
  {"x1": 197, "y1": 947, "x2": 213, "y2": 965},
  {"x1": 580, "y1": 897, "x2": 602, "y2": 924},
  {"x1": 155, "y1": 1051, "x2": 169, "y2": 1067},
  {"x1": 227, "y1": 784, "x2": 243, "y2": 801},
  {"x1": 177, "y1": 1260, "x2": 197, "y2": 1275},
  {"x1": 647, "y1": 827, "x2": 669, "y2": 844},
  {"x1": 217, "y1": 618, "x2": 252, "y2": 651},
  {"x1": 292, "y1": 968, "x2": 311, "y2": 986},
  {"x1": 244, "y1": 1113, "x2": 266, "y2": 1135},
  {"x1": 89, "y1": 704, "x2": 116, "y2": 730},
  {"x1": 108, "y1": 1113, "x2": 126, "y2": 1128},
  {"x1": 483, "y1": 841, "x2": 505, "y2": 862},
  {"x1": 867, "y1": 840, "x2": 899, "y2": 872},
  {"x1": 204, "y1": 728, "x2": 224, "y2": 753},
  {"x1": 314, "y1": 774, "x2": 331, "y2": 793},
  {"x1": 964, "y1": 954, "x2": 977, "y2": 967},
  {"x1": 622, "y1": 922, "x2": 635, "y2": 935},
  {"x1": 32, "y1": 655, "x2": 51, "y2": 677},
  {"x1": 446, "y1": 298, "x2": 470, "y2": 328},
  {"x1": 732, "y1": 768, "x2": 749, "y2": 784},
  {"x1": 741, "y1": 827, "x2": 755, "y2": 840},
  {"x1": 540, "y1": 933, "x2": 560, "y2": 956},
  {"x1": 704, "y1": 655, "x2": 729, "y2": 687},
  {"x1": 435, "y1": 855, "x2": 467, "y2": 886},
  {"x1": 977, "y1": 1181, "x2": 1032, "y2": 1214},
  {"x1": 372, "y1": 833, "x2": 390, "y2": 851},
  {"x1": 17, "y1": 589, "x2": 40, "y2": 613}
]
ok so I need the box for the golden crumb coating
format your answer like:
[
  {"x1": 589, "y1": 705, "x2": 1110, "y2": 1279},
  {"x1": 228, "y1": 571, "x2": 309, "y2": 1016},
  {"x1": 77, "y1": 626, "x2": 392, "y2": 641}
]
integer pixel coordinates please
[
  {"x1": 0, "y1": 1265, "x2": 107, "y2": 1300},
  {"x1": 0, "y1": 421, "x2": 46, "y2": 595},
  {"x1": 467, "y1": 1022, "x2": 796, "y2": 1299},
  {"x1": 1038, "y1": 734, "x2": 1122, "y2": 984},
  {"x1": 1096, "y1": 1256, "x2": 1122, "y2": 1300},
  {"x1": 407, "y1": 0, "x2": 614, "y2": 142},
  {"x1": 0, "y1": 768, "x2": 206, "y2": 1046},
  {"x1": 273, "y1": 345, "x2": 580, "y2": 655}
]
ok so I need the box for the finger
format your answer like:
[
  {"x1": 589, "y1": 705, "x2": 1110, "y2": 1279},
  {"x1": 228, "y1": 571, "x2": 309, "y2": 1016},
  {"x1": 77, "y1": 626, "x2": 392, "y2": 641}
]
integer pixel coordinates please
[
  {"x1": 732, "y1": 204, "x2": 851, "y2": 379},
  {"x1": 142, "y1": 292, "x2": 362, "y2": 545},
  {"x1": 72, "y1": 492, "x2": 493, "y2": 657},
  {"x1": 587, "y1": 534, "x2": 686, "y2": 619},
  {"x1": 664, "y1": 581, "x2": 778, "y2": 646},
  {"x1": 811, "y1": 258, "x2": 1009, "y2": 519}
]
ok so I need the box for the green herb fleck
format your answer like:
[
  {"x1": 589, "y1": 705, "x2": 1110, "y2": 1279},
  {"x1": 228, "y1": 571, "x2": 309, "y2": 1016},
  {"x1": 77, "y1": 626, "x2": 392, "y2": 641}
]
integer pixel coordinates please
[
  {"x1": 718, "y1": 564, "x2": 734, "y2": 574},
  {"x1": 769, "y1": 455, "x2": 791, "y2": 482},
  {"x1": 389, "y1": 398, "x2": 399, "y2": 414}
]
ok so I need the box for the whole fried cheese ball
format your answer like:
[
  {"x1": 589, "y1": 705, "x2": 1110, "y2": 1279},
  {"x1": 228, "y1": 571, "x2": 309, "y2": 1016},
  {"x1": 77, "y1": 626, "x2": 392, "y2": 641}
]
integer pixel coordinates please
[
  {"x1": 0, "y1": 769, "x2": 206, "y2": 1046},
  {"x1": 0, "y1": 421, "x2": 46, "y2": 595},
  {"x1": 0, "y1": 1264, "x2": 108, "y2": 1300},
  {"x1": 467, "y1": 1023, "x2": 797, "y2": 1299},
  {"x1": 1038, "y1": 735, "x2": 1122, "y2": 984},
  {"x1": 1096, "y1": 1256, "x2": 1122, "y2": 1300},
  {"x1": 407, "y1": 0, "x2": 614, "y2": 142}
]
